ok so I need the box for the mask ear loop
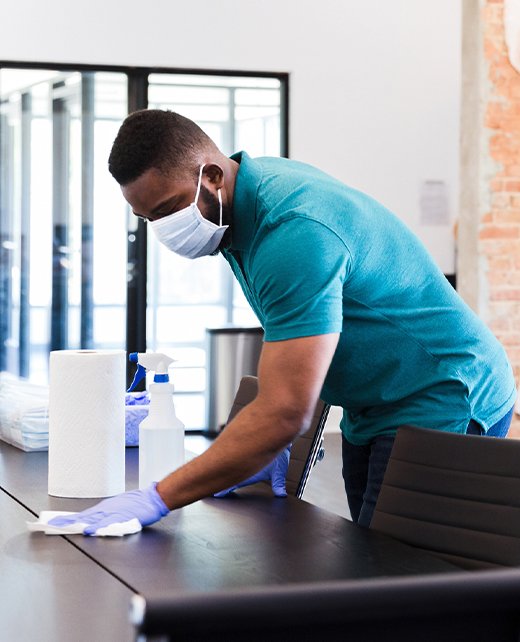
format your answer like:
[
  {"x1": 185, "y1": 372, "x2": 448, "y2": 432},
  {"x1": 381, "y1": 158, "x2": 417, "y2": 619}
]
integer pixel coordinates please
[
  {"x1": 217, "y1": 188, "x2": 223, "y2": 226},
  {"x1": 194, "y1": 164, "x2": 205, "y2": 204},
  {"x1": 197, "y1": 163, "x2": 224, "y2": 227}
]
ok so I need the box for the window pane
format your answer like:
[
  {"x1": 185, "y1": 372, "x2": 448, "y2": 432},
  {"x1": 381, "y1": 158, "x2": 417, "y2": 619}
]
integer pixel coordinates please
[
  {"x1": 153, "y1": 244, "x2": 225, "y2": 304},
  {"x1": 152, "y1": 304, "x2": 228, "y2": 346},
  {"x1": 0, "y1": 68, "x2": 128, "y2": 382},
  {"x1": 93, "y1": 119, "x2": 128, "y2": 307}
]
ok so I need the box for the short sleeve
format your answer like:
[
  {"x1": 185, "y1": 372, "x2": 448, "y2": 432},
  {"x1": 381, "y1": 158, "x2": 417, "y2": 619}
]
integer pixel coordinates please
[{"x1": 251, "y1": 217, "x2": 351, "y2": 341}]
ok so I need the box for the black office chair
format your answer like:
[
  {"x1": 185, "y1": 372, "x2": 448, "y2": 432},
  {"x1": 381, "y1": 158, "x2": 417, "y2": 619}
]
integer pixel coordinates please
[
  {"x1": 224, "y1": 375, "x2": 330, "y2": 498},
  {"x1": 371, "y1": 424, "x2": 520, "y2": 569},
  {"x1": 130, "y1": 567, "x2": 520, "y2": 642}
]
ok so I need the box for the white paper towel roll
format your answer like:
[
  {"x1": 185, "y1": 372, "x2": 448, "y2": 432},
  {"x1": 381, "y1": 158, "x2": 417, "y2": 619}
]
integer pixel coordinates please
[{"x1": 48, "y1": 350, "x2": 126, "y2": 498}]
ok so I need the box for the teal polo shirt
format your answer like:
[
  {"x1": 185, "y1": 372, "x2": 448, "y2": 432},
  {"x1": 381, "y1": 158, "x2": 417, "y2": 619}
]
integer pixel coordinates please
[{"x1": 222, "y1": 152, "x2": 516, "y2": 445}]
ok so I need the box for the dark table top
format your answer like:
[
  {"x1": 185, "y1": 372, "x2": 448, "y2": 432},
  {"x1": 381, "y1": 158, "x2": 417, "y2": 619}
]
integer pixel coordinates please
[
  {"x1": 1, "y1": 441, "x2": 459, "y2": 583},
  {"x1": 0, "y1": 488, "x2": 134, "y2": 641}
]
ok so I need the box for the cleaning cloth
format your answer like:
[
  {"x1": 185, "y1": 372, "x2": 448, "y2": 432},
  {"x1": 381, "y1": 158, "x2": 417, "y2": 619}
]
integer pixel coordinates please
[{"x1": 26, "y1": 511, "x2": 142, "y2": 536}]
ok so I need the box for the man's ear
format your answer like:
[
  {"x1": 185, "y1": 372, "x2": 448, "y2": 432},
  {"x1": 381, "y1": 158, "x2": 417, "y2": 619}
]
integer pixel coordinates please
[{"x1": 202, "y1": 163, "x2": 224, "y2": 189}]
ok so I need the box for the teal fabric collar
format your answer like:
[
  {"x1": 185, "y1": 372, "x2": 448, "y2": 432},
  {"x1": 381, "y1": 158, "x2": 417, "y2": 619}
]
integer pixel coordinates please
[{"x1": 229, "y1": 151, "x2": 263, "y2": 252}]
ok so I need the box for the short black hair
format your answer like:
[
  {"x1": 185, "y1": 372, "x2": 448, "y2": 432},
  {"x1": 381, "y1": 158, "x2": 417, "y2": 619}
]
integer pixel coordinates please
[{"x1": 108, "y1": 109, "x2": 214, "y2": 185}]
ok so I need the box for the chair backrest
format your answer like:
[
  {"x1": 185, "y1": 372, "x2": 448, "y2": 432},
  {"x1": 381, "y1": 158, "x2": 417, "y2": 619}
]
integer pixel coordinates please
[
  {"x1": 371, "y1": 425, "x2": 520, "y2": 569},
  {"x1": 225, "y1": 375, "x2": 330, "y2": 498},
  {"x1": 131, "y1": 568, "x2": 520, "y2": 642}
]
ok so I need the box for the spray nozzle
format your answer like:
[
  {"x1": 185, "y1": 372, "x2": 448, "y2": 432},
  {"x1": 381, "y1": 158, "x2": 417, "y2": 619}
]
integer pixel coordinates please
[{"x1": 127, "y1": 352, "x2": 175, "y2": 392}]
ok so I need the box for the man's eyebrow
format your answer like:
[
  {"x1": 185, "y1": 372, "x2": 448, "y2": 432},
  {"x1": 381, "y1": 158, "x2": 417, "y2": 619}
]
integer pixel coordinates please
[{"x1": 150, "y1": 196, "x2": 178, "y2": 216}]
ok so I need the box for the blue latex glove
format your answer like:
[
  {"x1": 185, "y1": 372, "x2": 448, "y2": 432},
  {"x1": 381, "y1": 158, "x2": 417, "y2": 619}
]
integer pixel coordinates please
[
  {"x1": 214, "y1": 445, "x2": 291, "y2": 498},
  {"x1": 47, "y1": 483, "x2": 170, "y2": 535},
  {"x1": 125, "y1": 391, "x2": 150, "y2": 406}
]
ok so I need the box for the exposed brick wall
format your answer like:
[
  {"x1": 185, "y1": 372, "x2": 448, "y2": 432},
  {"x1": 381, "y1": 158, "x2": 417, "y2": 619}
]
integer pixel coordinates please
[{"x1": 481, "y1": 0, "x2": 520, "y2": 436}]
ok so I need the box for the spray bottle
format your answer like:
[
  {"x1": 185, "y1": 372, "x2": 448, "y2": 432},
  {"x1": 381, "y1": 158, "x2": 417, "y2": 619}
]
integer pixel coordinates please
[{"x1": 127, "y1": 352, "x2": 185, "y2": 490}]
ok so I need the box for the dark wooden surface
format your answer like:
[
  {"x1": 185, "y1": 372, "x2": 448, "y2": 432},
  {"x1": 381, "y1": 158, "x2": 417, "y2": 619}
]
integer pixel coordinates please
[
  {"x1": 0, "y1": 440, "x2": 461, "y2": 609},
  {"x1": 0, "y1": 488, "x2": 134, "y2": 642}
]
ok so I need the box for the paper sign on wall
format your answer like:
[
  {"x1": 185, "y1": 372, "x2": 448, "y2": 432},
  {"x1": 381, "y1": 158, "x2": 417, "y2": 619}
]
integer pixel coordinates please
[{"x1": 419, "y1": 180, "x2": 449, "y2": 226}]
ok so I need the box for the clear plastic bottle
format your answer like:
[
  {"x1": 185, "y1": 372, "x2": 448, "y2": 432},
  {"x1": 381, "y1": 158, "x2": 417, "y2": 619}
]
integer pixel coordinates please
[{"x1": 128, "y1": 352, "x2": 185, "y2": 489}]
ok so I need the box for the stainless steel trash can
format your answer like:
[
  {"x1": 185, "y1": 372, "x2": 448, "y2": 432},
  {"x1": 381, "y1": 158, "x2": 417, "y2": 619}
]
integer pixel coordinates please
[{"x1": 205, "y1": 326, "x2": 263, "y2": 434}]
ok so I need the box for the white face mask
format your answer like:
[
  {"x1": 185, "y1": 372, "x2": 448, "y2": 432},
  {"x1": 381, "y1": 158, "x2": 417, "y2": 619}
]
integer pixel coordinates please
[{"x1": 150, "y1": 164, "x2": 229, "y2": 259}]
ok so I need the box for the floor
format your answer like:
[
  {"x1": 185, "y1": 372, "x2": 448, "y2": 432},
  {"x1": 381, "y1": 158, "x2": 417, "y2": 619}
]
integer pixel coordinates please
[{"x1": 301, "y1": 431, "x2": 351, "y2": 520}]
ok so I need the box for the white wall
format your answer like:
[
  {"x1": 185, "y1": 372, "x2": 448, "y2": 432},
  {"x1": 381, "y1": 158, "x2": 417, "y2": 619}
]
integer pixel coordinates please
[{"x1": 1, "y1": 0, "x2": 461, "y2": 272}]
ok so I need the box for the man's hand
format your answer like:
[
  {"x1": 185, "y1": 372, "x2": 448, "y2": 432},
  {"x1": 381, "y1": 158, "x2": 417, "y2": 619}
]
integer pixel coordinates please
[
  {"x1": 47, "y1": 483, "x2": 169, "y2": 536},
  {"x1": 214, "y1": 444, "x2": 291, "y2": 498}
]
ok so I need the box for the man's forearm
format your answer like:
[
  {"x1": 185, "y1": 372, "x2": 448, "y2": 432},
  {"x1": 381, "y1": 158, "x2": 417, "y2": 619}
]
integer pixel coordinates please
[
  {"x1": 156, "y1": 334, "x2": 340, "y2": 511},
  {"x1": 155, "y1": 400, "x2": 303, "y2": 510}
]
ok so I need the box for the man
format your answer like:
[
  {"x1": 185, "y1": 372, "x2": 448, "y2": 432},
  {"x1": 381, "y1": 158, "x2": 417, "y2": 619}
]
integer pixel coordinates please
[{"x1": 50, "y1": 109, "x2": 516, "y2": 535}]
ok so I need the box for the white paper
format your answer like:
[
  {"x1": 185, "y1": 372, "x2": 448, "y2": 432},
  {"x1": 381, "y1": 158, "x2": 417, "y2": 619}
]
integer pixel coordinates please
[
  {"x1": 27, "y1": 511, "x2": 141, "y2": 537},
  {"x1": 419, "y1": 180, "x2": 450, "y2": 226}
]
